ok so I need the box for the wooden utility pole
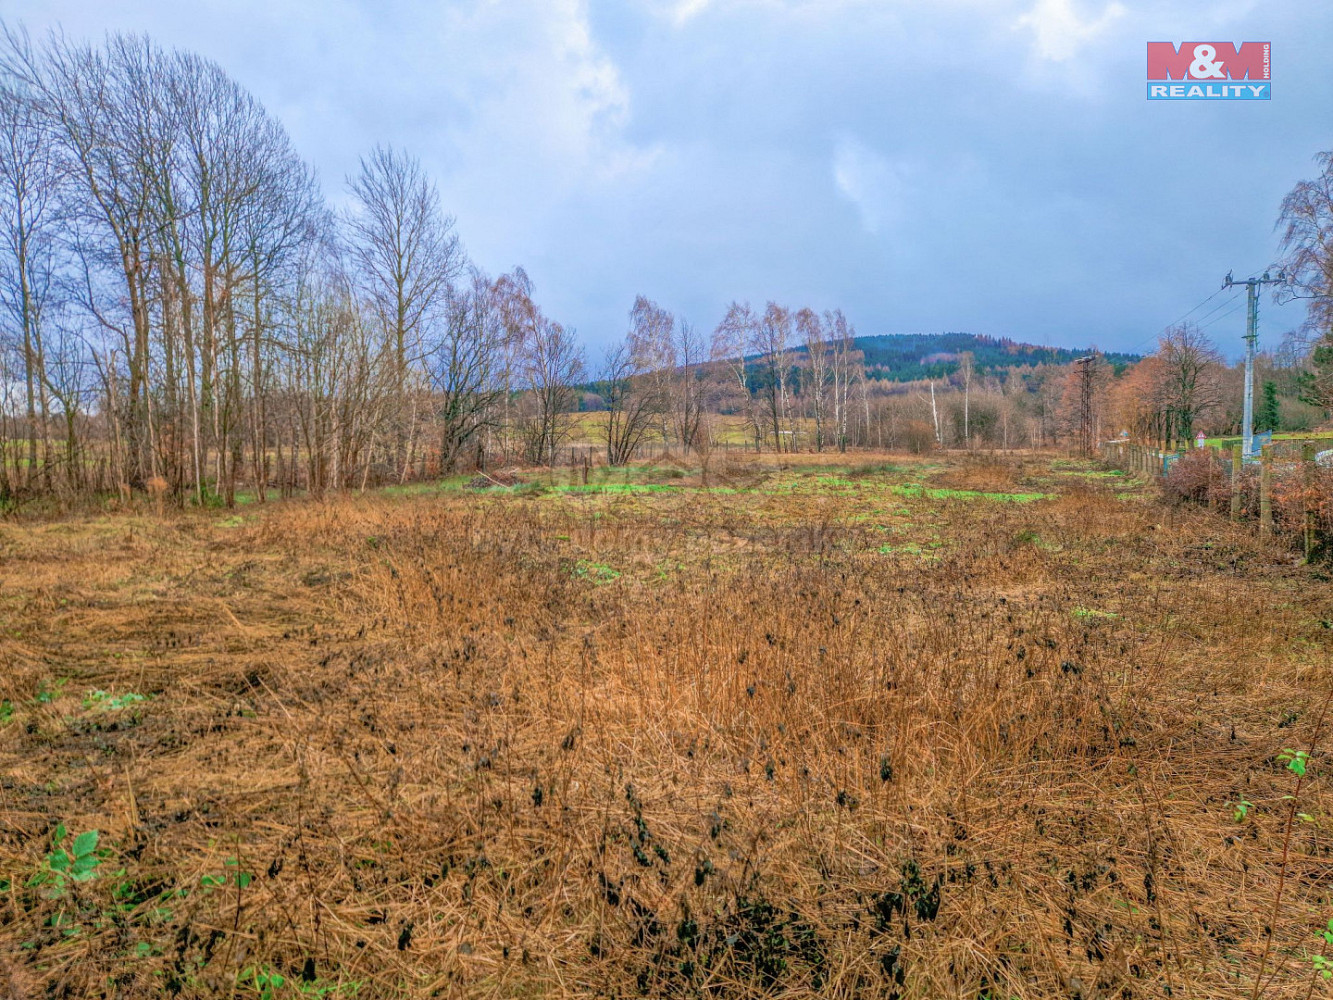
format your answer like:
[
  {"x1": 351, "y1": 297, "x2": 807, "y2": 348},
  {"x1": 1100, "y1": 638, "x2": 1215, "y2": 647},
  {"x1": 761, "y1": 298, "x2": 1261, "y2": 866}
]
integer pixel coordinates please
[
  {"x1": 1230, "y1": 443, "x2": 1242, "y2": 521},
  {"x1": 1304, "y1": 441, "x2": 1316, "y2": 561},
  {"x1": 1259, "y1": 444, "x2": 1273, "y2": 538}
]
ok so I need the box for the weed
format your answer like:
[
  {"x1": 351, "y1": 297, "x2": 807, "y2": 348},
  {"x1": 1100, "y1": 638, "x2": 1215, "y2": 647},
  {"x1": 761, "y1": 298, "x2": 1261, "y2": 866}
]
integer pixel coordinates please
[
  {"x1": 27, "y1": 826, "x2": 101, "y2": 894},
  {"x1": 81, "y1": 689, "x2": 148, "y2": 711},
  {"x1": 1071, "y1": 607, "x2": 1119, "y2": 621},
  {"x1": 570, "y1": 559, "x2": 620, "y2": 582}
]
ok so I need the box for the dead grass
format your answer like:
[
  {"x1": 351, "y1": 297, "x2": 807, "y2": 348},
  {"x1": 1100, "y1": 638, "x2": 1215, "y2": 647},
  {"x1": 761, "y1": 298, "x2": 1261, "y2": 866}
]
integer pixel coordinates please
[
  {"x1": 929, "y1": 454, "x2": 1024, "y2": 493},
  {"x1": 1, "y1": 453, "x2": 1332, "y2": 999}
]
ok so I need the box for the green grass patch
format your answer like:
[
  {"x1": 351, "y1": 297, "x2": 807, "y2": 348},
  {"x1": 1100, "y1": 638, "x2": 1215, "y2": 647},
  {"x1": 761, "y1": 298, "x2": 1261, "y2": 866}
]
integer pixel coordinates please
[
  {"x1": 890, "y1": 483, "x2": 1050, "y2": 503},
  {"x1": 1071, "y1": 607, "x2": 1120, "y2": 621},
  {"x1": 551, "y1": 483, "x2": 682, "y2": 495},
  {"x1": 82, "y1": 690, "x2": 148, "y2": 712},
  {"x1": 570, "y1": 559, "x2": 620, "y2": 583}
]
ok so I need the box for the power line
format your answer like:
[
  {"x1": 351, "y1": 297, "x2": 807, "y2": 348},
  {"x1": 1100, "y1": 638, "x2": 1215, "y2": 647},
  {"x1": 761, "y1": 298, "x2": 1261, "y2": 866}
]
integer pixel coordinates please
[
  {"x1": 1123, "y1": 283, "x2": 1243, "y2": 357},
  {"x1": 1171, "y1": 287, "x2": 1227, "y2": 326},
  {"x1": 1192, "y1": 294, "x2": 1246, "y2": 330},
  {"x1": 1196, "y1": 299, "x2": 1246, "y2": 333}
]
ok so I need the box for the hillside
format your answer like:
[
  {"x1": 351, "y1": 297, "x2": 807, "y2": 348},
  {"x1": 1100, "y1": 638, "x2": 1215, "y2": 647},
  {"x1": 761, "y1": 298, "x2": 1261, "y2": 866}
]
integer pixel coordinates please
[{"x1": 847, "y1": 332, "x2": 1140, "y2": 382}]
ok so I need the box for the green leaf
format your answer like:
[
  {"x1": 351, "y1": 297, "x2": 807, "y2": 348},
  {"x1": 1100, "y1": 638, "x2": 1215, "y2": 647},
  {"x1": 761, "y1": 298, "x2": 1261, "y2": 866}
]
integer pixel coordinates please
[
  {"x1": 72, "y1": 830, "x2": 98, "y2": 858},
  {"x1": 48, "y1": 850, "x2": 70, "y2": 872},
  {"x1": 53, "y1": 823, "x2": 67, "y2": 846}
]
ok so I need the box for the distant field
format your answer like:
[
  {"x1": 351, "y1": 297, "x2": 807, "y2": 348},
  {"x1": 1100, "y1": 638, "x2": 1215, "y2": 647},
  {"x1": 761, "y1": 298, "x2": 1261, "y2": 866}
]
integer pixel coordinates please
[
  {"x1": 563, "y1": 412, "x2": 841, "y2": 449},
  {"x1": 1203, "y1": 430, "x2": 1333, "y2": 449},
  {"x1": 2, "y1": 452, "x2": 1330, "y2": 998}
]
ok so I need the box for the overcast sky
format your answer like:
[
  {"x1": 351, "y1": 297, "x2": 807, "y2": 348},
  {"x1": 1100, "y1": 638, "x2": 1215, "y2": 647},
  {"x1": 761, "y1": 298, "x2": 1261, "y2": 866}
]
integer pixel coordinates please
[{"x1": 5, "y1": 0, "x2": 1327, "y2": 356}]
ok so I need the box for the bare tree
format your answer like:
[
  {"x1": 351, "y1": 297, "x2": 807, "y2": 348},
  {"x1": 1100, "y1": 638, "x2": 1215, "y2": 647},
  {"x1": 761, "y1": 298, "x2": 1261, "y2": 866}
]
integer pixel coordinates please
[
  {"x1": 625, "y1": 295, "x2": 675, "y2": 447},
  {"x1": 754, "y1": 303, "x2": 792, "y2": 451},
  {"x1": 598, "y1": 334, "x2": 665, "y2": 466},
  {"x1": 1155, "y1": 324, "x2": 1224, "y2": 448},
  {"x1": 515, "y1": 305, "x2": 583, "y2": 465},
  {"x1": 1278, "y1": 150, "x2": 1333, "y2": 337},
  {"x1": 0, "y1": 69, "x2": 62, "y2": 489},
  {"x1": 823, "y1": 309, "x2": 858, "y2": 451},
  {"x1": 424, "y1": 268, "x2": 508, "y2": 471},
  {"x1": 796, "y1": 308, "x2": 829, "y2": 451},
  {"x1": 9, "y1": 31, "x2": 163, "y2": 486},
  {"x1": 957, "y1": 350, "x2": 975, "y2": 446},
  {"x1": 346, "y1": 144, "x2": 462, "y2": 480},
  {"x1": 712, "y1": 301, "x2": 761, "y2": 450},
  {"x1": 672, "y1": 318, "x2": 707, "y2": 452}
]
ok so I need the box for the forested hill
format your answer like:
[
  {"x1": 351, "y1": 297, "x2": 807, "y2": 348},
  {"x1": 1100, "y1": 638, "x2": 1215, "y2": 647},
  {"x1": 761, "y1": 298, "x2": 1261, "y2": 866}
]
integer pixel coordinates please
[{"x1": 846, "y1": 332, "x2": 1140, "y2": 382}]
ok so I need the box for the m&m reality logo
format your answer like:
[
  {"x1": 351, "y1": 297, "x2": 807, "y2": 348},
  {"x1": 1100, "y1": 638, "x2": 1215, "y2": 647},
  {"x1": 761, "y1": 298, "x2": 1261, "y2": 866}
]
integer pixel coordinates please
[{"x1": 1147, "y1": 42, "x2": 1270, "y2": 100}]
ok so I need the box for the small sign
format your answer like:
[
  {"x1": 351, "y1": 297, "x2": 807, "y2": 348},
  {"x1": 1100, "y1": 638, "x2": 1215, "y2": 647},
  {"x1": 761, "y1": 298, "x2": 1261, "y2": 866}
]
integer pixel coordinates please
[{"x1": 1147, "y1": 42, "x2": 1270, "y2": 100}]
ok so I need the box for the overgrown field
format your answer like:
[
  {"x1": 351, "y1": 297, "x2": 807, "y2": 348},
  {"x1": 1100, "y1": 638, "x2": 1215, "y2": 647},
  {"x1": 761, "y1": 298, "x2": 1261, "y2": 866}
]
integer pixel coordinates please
[{"x1": 3, "y1": 453, "x2": 1333, "y2": 999}]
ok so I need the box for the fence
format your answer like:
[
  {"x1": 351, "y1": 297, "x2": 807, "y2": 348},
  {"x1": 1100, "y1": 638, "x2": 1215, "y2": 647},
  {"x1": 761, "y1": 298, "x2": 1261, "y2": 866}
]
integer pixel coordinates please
[
  {"x1": 1100, "y1": 441, "x2": 1183, "y2": 479},
  {"x1": 1101, "y1": 437, "x2": 1329, "y2": 555}
]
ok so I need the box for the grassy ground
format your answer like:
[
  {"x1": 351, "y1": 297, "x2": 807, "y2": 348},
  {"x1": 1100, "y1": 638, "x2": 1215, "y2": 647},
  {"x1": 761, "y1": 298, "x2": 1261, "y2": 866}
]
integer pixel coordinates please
[
  {"x1": 2, "y1": 451, "x2": 1332, "y2": 998},
  {"x1": 1203, "y1": 431, "x2": 1333, "y2": 449}
]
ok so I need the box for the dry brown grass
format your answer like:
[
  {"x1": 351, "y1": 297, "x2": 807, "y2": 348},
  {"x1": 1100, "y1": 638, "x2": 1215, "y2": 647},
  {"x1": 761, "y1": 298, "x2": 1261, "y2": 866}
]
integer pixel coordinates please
[
  {"x1": 928, "y1": 454, "x2": 1026, "y2": 493},
  {"x1": 2, "y1": 453, "x2": 1332, "y2": 999}
]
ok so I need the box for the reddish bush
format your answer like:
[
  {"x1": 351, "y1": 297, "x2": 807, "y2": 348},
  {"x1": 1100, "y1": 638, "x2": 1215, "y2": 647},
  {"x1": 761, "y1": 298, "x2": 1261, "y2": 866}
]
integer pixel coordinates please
[
  {"x1": 1270, "y1": 463, "x2": 1333, "y2": 538},
  {"x1": 1164, "y1": 447, "x2": 1333, "y2": 556},
  {"x1": 1162, "y1": 449, "x2": 1230, "y2": 507}
]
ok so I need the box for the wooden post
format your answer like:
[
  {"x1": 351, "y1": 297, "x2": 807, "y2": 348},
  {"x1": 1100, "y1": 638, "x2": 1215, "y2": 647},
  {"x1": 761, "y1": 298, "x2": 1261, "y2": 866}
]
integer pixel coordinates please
[
  {"x1": 1259, "y1": 444, "x2": 1272, "y2": 539},
  {"x1": 1304, "y1": 441, "x2": 1316, "y2": 561},
  {"x1": 1230, "y1": 444, "x2": 1242, "y2": 521}
]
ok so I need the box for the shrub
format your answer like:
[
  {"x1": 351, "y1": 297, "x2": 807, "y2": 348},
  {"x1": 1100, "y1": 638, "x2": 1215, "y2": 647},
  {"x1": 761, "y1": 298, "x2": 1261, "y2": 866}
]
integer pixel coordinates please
[{"x1": 1162, "y1": 448, "x2": 1229, "y2": 506}]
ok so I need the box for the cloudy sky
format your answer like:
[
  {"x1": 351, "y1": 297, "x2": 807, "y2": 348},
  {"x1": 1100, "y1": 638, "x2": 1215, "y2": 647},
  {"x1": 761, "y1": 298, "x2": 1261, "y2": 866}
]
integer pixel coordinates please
[{"x1": 6, "y1": 0, "x2": 1327, "y2": 355}]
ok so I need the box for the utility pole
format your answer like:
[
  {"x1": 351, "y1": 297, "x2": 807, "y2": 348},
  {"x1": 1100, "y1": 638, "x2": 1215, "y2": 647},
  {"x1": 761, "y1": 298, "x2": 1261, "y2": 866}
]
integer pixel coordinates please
[
  {"x1": 1074, "y1": 355, "x2": 1094, "y2": 456},
  {"x1": 1223, "y1": 270, "x2": 1283, "y2": 459}
]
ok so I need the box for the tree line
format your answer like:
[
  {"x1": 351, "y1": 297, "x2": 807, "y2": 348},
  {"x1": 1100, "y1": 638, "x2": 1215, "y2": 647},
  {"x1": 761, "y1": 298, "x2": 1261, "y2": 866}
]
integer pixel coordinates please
[
  {"x1": 3, "y1": 24, "x2": 1333, "y2": 509},
  {"x1": 0, "y1": 26, "x2": 885, "y2": 505},
  {"x1": 0, "y1": 26, "x2": 604, "y2": 505}
]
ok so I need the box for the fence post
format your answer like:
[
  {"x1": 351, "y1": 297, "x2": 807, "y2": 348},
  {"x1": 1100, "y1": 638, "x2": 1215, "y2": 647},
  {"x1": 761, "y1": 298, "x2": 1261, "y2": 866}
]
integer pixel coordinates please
[
  {"x1": 1259, "y1": 444, "x2": 1273, "y2": 539},
  {"x1": 1230, "y1": 444, "x2": 1242, "y2": 521},
  {"x1": 1304, "y1": 441, "x2": 1316, "y2": 561}
]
